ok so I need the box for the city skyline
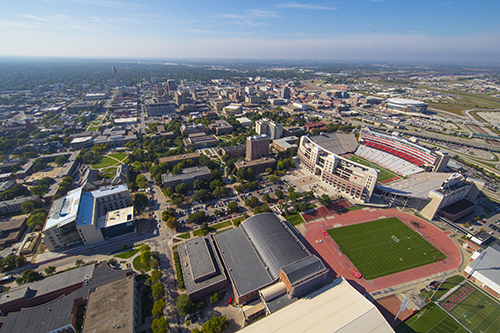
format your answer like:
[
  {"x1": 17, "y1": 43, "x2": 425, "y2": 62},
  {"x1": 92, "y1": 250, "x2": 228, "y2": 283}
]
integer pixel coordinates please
[{"x1": 1, "y1": 0, "x2": 500, "y2": 61}]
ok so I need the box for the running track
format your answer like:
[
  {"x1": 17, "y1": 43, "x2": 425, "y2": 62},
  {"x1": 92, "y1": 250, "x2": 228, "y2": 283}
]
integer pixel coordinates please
[{"x1": 304, "y1": 207, "x2": 462, "y2": 293}]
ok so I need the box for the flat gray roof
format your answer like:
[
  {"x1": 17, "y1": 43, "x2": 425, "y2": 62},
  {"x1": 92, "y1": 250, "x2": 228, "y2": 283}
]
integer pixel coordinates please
[
  {"x1": 178, "y1": 237, "x2": 227, "y2": 295},
  {"x1": 377, "y1": 172, "x2": 453, "y2": 198},
  {"x1": 161, "y1": 166, "x2": 210, "y2": 184},
  {"x1": 185, "y1": 237, "x2": 216, "y2": 281},
  {"x1": 310, "y1": 133, "x2": 359, "y2": 156}
]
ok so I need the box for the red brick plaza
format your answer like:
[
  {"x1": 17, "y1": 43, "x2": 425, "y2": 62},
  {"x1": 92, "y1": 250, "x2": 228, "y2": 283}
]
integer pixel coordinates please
[{"x1": 303, "y1": 207, "x2": 462, "y2": 294}]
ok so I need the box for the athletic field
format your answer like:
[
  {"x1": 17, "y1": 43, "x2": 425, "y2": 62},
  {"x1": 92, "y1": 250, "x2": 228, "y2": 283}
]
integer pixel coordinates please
[
  {"x1": 397, "y1": 278, "x2": 500, "y2": 333},
  {"x1": 327, "y1": 217, "x2": 446, "y2": 280},
  {"x1": 442, "y1": 282, "x2": 500, "y2": 333},
  {"x1": 346, "y1": 155, "x2": 400, "y2": 183}
]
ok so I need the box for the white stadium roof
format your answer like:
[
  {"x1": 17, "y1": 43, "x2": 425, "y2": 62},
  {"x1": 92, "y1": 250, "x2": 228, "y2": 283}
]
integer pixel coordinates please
[
  {"x1": 240, "y1": 277, "x2": 394, "y2": 333},
  {"x1": 386, "y1": 98, "x2": 427, "y2": 106}
]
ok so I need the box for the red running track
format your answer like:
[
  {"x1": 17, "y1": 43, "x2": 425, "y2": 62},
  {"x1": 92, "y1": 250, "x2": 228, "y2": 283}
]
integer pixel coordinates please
[{"x1": 304, "y1": 208, "x2": 462, "y2": 294}]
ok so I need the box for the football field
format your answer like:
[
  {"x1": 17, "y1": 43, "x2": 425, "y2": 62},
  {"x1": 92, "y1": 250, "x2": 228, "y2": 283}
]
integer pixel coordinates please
[
  {"x1": 442, "y1": 282, "x2": 500, "y2": 333},
  {"x1": 327, "y1": 217, "x2": 446, "y2": 280}
]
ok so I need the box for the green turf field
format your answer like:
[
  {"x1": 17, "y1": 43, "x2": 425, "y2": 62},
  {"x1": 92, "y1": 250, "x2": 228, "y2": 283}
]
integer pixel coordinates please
[
  {"x1": 346, "y1": 155, "x2": 401, "y2": 183},
  {"x1": 396, "y1": 303, "x2": 468, "y2": 333},
  {"x1": 443, "y1": 282, "x2": 500, "y2": 333},
  {"x1": 327, "y1": 217, "x2": 446, "y2": 280}
]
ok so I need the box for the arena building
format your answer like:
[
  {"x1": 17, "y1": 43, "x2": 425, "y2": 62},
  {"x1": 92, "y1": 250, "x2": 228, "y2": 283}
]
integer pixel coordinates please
[
  {"x1": 213, "y1": 213, "x2": 328, "y2": 304},
  {"x1": 297, "y1": 134, "x2": 378, "y2": 203},
  {"x1": 382, "y1": 98, "x2": 428, "y2": 113},
  {"x1": 357, "y1": 128, "x2": 450, "y2": 176}
]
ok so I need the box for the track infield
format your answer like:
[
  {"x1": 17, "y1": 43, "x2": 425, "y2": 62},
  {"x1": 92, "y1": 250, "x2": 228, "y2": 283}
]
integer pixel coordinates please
[{"x1": 327, "y1": 217, "x2": 446, "y2": 280}]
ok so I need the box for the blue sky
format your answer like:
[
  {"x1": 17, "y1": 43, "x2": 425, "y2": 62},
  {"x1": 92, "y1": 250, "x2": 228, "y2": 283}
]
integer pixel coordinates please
[{"x1": 1, "y1": 0, "x2": 500, "y2": 61}]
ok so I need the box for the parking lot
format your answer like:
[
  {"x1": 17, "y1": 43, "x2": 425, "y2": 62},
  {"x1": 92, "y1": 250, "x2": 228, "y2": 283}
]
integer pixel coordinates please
[{"x1": 175, "y1": 180, "x2": 288, "y2": 228}]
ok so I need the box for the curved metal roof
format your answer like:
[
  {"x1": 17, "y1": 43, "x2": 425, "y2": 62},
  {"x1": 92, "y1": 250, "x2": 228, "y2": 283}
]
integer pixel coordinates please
[{"x1": 241, "y1": 213, "x2": 309, "y2": 279}]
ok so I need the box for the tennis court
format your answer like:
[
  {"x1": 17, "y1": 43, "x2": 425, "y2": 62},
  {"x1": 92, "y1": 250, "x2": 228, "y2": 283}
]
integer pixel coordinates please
[{"x1": 327, "y1": 217, "x2": 446, "y2": 280}]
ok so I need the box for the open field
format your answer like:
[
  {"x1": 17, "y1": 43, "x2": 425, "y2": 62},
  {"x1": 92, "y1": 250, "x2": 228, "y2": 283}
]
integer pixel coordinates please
[
  {"x1": 327, "y1": 217, "x2": 446, "y2": 280},
  {"x1": 399, "y1": 278, "x2": 500, "y2": 333},
  {"x1": 108, "y1": 152, "x2": 128, "y2": 161},
  {"x1": 346, "y1": 155, "x2": 401, "y2": 183},
  {"x1": 91, "y1": 156, "x2": 120, "y2": 168},
  {"x1": 176, "y1": 233, "x2": 190, "y2": 240},
  {"x1": 132, "y1": 256, "x2": 151, "y2": 272},
  {"x1": 286, "y1": 213, "x2": 305, "y2": 225},
  {"x1": 443, "y1": 282, "x2": 500, "y2": 333},
  {"x1": 422, "y1": 89, "x2": 500, "y2": 115},
  {"x1": 396, "y1": 303, "x2": 468, "y2": 333}
]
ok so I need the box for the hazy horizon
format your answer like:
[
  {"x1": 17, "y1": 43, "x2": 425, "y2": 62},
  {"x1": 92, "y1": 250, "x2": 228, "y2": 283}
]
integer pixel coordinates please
[{"x1": 1, "y1": 0, "x2": 500, "y2": 62}]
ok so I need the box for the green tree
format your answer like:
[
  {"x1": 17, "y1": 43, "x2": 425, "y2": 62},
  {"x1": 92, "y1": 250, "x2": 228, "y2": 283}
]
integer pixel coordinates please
[
  {"x1": 21, "y1": 199, "x2": 40, "y2": 214},
  {"x1": 201, "y1": 315, "x2": 230, "y2": 333},
  {"x1": 319, "y1": 194, "x2": 332, "y2": 206},
  {"x1": 140, "y1": 249, "x2": 151, "y2": 267},
  {"x1": 136, "y1": 174, "x2": 148, "y2": 188},
  {"x1": 134, "y1": 193, "x2": 149, "y2": 209},
  {"x1": 209, "y1": 292, "x2": 222, "y2": 304},
  {"x1": 166, "y1": 217, "x2": 178, "y2": 229},
  {"x1": 193, "y1": 189, "x2": 209, "y2": 202},
  {"x1": 27, "y1": 212, "x2": 47, "y2": 230},
  {"x1": 152, "y1": 282, "x2": 165, "y2": 301},
  {"x1": 152, "y1": 299, "x2": 166, "y2": 318},
  {"x1": 275, "y1": 189, "x2": 283, "y2": 198},
  {"x1": 151, "y1": 316, "x2": 169, "y2": 333},
  {"x1": 175, "y1": 182, "x2": 188, "y2": 195},
  {"x1": 176, "y1": 294, "x2": 195, "y2": 317},
  {"x1": 227, "y1": 201, "x2": 239, "y2": 213},
  {"x1": 262, "y1": 193, "x2": 271, "y2": 203},
  {"x1": 288, "y1": 191, "x2": 297, "y2": 202},
  {"x1": 21, "y1": 269, "x2": 43, "y2": 283},
  {"x1": 75, "y1": 259, "x2": 85, "y2": 267},
  {"x1": 55, "y1": 155, "x2": 68, "y2": 166},
  {"x1": 44, "y1": 266, "x2": 56, "y2": 276},
  {"x1": 151, "y1": 269, "x2": 163, "y2": 283}
]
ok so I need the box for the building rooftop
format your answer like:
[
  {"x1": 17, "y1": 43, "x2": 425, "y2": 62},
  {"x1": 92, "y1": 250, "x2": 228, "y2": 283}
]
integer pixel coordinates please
[
  {"x1": 44, "y1": 187, "x2": 83, "y2": 231},
  {"x1": 0, "y1": 265, "x2": 94, "y2": 306},
  {"x1": 161, "y1": 166, "x2": 211, "y2": 184},
  {"x1": 240, "y1": 277, "x2": 394, "y2": 333},
  {"x1": 309, "y1": 133, "x2": 359, "y2": 156},
  {"x1": 179, "y1": 237, "x2": 227, "y2": 295},
  {"x1": 82, "y1": 275, "x2": 135, "y2": 333},
  {"x1": 280, "y1": 255, "x2": 327, "y2": 286},
  {"x1": 466, "y1": 245, "x2": 500, "y2": 284},
  {"x1": 214, "y1": 213, "x2": 310, "y2": 297},
  {"x1": 377, "y1": 172, "x2": 454, "y2": 198},
  {"x1": 158, "y1": 152, "x2": 200, "y2": 164},
  {"x1": 103, "y1": 206, "x2": 134, "y2": 228}
]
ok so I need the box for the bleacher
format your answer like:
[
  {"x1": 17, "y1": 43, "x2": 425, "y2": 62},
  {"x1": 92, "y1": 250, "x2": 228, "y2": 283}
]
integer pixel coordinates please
[{"x1": 356, "y1": 145, "x2": 424, "y2": 177}]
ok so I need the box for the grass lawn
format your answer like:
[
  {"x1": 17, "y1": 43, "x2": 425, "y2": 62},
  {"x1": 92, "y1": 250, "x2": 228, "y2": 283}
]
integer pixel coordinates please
[
  {"x1": 91, "y1": 156, "x2": 120, "y2": 169},
  {"x1": 396, "y1": 303, "x2": 468, "y2": 333},
  {"x1": 286, "y1": 213, "x2": 305, "y2": 226},
  {"x1": 193, "y1": 229, "x2": 208, "y2": 237},
  {"x1": 132, "y1": 256, "x2": 151, "y2": 272},
  {"x1": 177, "y1": 233, "x2": 191, "y2": 240},
  {"x1": 108, "y1": 152, "x2": 128, "y2": 161},
  {"x1": 217, "y1": 227, "x2": 233, "y2": 234},
  {"x1": 328, "y1": 217, "x2": 446, "y2": 280},
  {"x1": 87, "y1": 126, "x2": 98, "y2": 132},
  {"x1": 346, "y1": 155, "x2": 401, "y2": 183},
  {"x1": 113, "y1": 249, "x2": 138, "y2": 259},
  {"x1": 212, "y1": 221, "x2": 232, "y2": 230},
  {"x1": 100, "y1": 166, "x2": 117, "y2": 178}
]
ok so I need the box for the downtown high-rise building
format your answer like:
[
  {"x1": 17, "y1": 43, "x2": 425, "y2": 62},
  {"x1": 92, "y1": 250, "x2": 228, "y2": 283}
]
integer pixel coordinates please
[
  {"x1": 246, "y1": 135, "x2": 270, "y2": 161},
  {"x1": 256, "y1": 118, "x2": 283, "y2": 140}
]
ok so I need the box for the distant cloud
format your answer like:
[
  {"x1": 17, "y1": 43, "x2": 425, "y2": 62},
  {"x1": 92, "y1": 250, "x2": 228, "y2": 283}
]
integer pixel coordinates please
[
  {"x1": 440, "y1": 2, "x2": 452, "y2": 6},
  {"x1": 276, "y1": 2, "x2": 339, "y2": 10},
  {"x1": 19, "y1": 14, "x2": 51, "y2": 22},
  {"x1": 187, "y1": 28, "x2": 253, "y2": 36},
  {"x1": 245, "y1": 9, "x2": 278, "y2": 17}
]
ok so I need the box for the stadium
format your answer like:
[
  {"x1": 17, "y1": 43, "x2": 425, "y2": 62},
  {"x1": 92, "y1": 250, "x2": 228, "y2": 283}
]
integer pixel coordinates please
[
  {"x1": 382, "y1": 97, "x2": 428, "y2": 113},
  {"x1": 357, "y1": 128, "x2": 450, "y2": 176},
  {"x1": 297, "y1": 134, "x2": 378, "y2": 203}
]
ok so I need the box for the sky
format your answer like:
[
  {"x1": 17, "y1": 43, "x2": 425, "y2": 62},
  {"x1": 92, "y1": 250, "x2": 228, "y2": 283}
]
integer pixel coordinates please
[{"x1": 1, "y1": 0, "x2": 500, "y2": 61}]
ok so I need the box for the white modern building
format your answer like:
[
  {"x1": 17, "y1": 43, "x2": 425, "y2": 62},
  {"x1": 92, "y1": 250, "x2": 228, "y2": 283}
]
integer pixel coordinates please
[
  {"x1": 464, "y1": 245, "x2": 500, "y2": 298},
  {"x1": 42, "y1": 184, "x2": 135, "y2": 251}
]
